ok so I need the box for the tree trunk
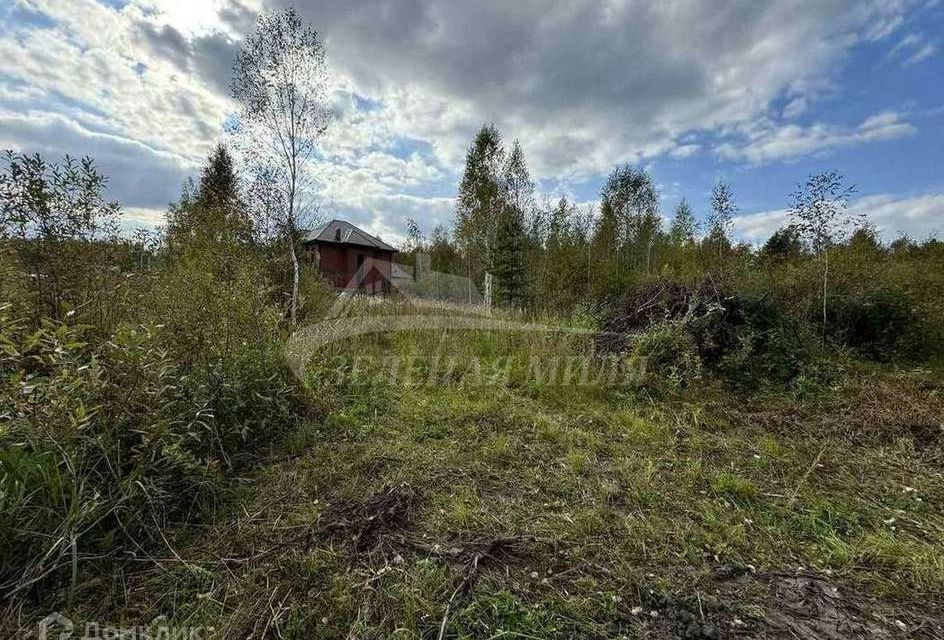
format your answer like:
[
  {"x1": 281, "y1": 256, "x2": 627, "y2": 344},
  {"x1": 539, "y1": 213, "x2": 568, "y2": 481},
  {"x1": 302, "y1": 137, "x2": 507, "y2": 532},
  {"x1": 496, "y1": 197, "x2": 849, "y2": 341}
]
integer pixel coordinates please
[
  {"x1": 821, "y1": 249, "x2": 829, "y2": 346},
  {"x1": 289, "y1": 238, "x2": 300, "y2": 325}
]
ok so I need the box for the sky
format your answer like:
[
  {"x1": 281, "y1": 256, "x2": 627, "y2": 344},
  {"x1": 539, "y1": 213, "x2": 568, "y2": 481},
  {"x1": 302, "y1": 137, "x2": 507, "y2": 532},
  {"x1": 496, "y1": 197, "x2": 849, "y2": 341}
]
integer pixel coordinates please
[{"x1": 1, "y1": 0, "x2": 943, "y2": 246}]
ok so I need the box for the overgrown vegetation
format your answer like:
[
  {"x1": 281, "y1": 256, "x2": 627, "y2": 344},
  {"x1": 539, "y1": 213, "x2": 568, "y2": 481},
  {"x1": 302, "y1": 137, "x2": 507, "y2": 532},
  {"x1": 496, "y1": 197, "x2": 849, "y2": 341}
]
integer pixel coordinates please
[
  {"x1": 2, "y1": 6, "x2": 943, "y2": 639},
  {"x1": 10, "y1": 302, "x2": 935, "y2": 638},
  {"x1": 0, "y1": 145, "x2": 311, "y2": 610}
]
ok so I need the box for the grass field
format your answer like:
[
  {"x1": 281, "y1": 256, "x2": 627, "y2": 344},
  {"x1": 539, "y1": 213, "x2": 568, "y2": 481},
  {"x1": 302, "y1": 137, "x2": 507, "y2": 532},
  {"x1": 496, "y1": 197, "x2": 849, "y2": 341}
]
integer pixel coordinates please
[{"x1": 23, "y1": 303, "x2": 944, "y2": 639}]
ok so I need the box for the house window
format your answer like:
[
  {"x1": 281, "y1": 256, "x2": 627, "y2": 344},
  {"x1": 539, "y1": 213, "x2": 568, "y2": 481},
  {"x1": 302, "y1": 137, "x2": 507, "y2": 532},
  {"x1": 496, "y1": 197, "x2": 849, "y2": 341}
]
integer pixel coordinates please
[{"x1": 334, "y1": 228, "x2": 341, "y2": 241}]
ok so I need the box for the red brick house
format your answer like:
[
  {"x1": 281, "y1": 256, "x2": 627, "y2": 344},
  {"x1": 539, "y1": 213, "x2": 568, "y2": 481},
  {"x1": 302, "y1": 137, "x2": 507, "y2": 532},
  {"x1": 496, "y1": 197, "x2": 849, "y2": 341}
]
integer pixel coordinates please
[{"x1": 301, "y1": 219, "x2": 397, "y2": 294}]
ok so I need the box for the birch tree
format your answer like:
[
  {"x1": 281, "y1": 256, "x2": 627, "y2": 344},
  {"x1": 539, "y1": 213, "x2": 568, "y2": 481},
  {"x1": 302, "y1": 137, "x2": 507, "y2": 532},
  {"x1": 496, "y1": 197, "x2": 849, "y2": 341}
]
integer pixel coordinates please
[
  {"x1": 707, "y1": 178, "x2": 737, "y2": 260},
  {"x1": 232, "y1": 8, "x2": 330, "y2": 323},
  {"x1": 789, "y1": 171, "x2": 859, "y2": 343}
]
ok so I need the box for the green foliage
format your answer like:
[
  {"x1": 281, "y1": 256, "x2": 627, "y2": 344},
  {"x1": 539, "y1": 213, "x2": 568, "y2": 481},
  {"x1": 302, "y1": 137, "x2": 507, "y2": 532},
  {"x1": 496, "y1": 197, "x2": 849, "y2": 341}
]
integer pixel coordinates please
[
  {"x1": 0, "y1": 311, "x2": 217, "y2": 593},
  {"x1": 165, "y1": 144, "x2": 253, "y2": 249},
  {"x1": 493, "y1": 208, "x2": 530, "y2": 307},
  {"x1": 706, "y1": 178, "x2": 737, "y2": 260},
  {"x1": 761, "y1": 225, "x2": 804, "y2": 262},
  {"x1": 0, "y1": 151, "x2": 134, "y2": 327},
  {"x1": 825, "y1": 289, "x2": 923, "y2": 361},
  {"x1": 607, "y1": 280, "x2": 813, "y2": 391},
  {"x1": 455, "y1": 123, "x2": 506, "y2": 284},
  {"x1": 0, "y1": 148, "x2": 308, "y2": 602},
  {"x1": 669, "y1": 198, "x2": 698, "y2": 245},
  {"x1": 629, "y1": 321, "x2": 704, "y2": 390}
]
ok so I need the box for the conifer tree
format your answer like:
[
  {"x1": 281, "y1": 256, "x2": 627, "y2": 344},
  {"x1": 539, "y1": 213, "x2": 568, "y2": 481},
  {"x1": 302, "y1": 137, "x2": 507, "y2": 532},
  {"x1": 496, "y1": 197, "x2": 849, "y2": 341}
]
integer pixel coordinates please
[
  {"x1": 167, "y1": 144, "x2": 251, "y2": 250},
  {"x1": 493, "y1": 206, "x2": 529, "y2": 308}
]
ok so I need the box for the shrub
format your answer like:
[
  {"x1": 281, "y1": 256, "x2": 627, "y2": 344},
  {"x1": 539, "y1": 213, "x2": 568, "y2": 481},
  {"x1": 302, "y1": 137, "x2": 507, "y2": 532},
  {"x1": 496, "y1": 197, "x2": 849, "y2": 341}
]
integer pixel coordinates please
[
  {"x1": 296, "y1": 268, "x2": 336, "y2": 325},
  {"x1": 628, "y1": 322, "x2": 703, "y2": 390},
  {"x1": 825, "y1": 290, "x2": 923, "y2": 361},
  {"x1": 0, "y1": 310, "x2": 218, "y2": 596},
  {"x1": 605, "y1": 279, "x2": 808, "y2": 390},
  {"x1": 0, "y1": 299, "x2": 304, "y2": 597}
]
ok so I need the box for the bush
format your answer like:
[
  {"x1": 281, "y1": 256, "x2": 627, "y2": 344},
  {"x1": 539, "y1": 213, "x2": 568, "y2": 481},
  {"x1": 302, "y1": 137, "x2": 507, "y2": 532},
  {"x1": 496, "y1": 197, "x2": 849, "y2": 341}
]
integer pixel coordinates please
[
  {"x1": 825, "y1": 290, "x2": 923, "y2": 361},
  {"x1": 604, "y1": 279, "x2": 808, "y2": 390},
  {"x1": 0, "y1": 311, "x2": 219, "y2": 596},
  {"x1": 296, "y1": 268, "x2": 336, "y2": 325},
  {"x1": 0, "y1": 299, "x2": 304, "y2": 597},
  {"x1": 628, "y1": 321, "x2": 703, "y2": 390}
]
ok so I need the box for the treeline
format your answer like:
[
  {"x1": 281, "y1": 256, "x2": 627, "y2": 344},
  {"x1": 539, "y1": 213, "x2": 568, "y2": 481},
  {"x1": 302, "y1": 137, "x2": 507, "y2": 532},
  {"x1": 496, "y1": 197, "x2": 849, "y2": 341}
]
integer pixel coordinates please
[{"x1": 398, "y1": 124, "x2": 944, "y2": 365}]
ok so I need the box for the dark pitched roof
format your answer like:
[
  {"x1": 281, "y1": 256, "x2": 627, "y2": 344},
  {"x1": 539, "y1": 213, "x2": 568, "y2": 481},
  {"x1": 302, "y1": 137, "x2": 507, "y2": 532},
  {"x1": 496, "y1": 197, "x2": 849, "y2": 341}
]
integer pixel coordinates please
[{"x1": 301, "y1": 219, "x2": 397, "y2": 252}]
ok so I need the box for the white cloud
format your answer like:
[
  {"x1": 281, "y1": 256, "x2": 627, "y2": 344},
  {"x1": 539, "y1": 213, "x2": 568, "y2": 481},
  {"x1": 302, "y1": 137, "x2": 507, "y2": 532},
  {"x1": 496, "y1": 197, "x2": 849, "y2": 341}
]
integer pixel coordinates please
[
  {"x1": 669, "y1": 144, "x2": 700, "y2": 159},
  {"x1": 865, "y1": 14, "x2": 905, "y2": 40},
  {"x1": 0, "y1": 0, "x2": 233, "y2": 205},
  {"x1": 123, "y1": 207, "x2": 169, "y2": 226},
  {"x1": 731, "y1": 208, "x2": 790, "y2": 244},
  {"x1": 854, "y1": 193, "x2": 944, "y2": 240},
  {"x1": 782, "y1": 96, "x2": 809, "y2": 120},
  {"x1": 0, "y1": 0, "x2": 935, "y2": 239},
  {"x1": 888, "y1": 32, "x2": 938, "y2": 66},
  {"x1": 325, "y1": 193, "x2": 455, "y2": 247},
  {"x1": 0, "y1": 110, "x2": 195, "y2": 208},
  {"x1": 716, "y1": 111, "x2": 915, "y2": 164},
  {"x1": 277, "y1": 0, "x2": 927, "y2": 178},
  {"x1": 732, "y1": 192, "x2": 944, "y2": 244},
  {"x1": 905, "y1": 41, "x2": 937, "y2": 65}
]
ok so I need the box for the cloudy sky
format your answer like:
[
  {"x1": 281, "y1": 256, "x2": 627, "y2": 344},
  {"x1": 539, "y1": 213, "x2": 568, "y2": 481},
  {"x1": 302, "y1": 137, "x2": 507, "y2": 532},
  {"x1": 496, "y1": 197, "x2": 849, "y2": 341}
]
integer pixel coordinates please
[{"x1": 2, "y1": 0, "x2": 943, "y2": 245}]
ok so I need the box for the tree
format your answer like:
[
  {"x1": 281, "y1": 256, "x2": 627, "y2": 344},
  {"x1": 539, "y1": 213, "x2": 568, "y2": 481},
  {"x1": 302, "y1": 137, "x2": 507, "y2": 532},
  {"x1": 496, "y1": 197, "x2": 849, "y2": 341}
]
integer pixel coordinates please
[
  {"x1": 590, "y1": 197, "x2": 620, "y2": 296},
  {"x1": 502, "y1": 139, "x2": 541, "y2": 298},
  {"x1": 788, "y1": 171, "x2": 859, "y2": 343},
  {"x1": 493, "y1": 207, "x2": 529, "y2": 308},
  {"x1": 761, "y1": 225, "x2": 803, "y2": 262},
  {"x1": 428, "y1": 224, "x2": 461, "y2": 274},
  {"x1": 707, "y1": 178, "x2": 737, "y2": 259},
  {"x1": 601, "y1": 165, "x2": 660, "y2": 273},
  {"x1": 232, "y1": 7, "x2": 330, "y2": 324},
  {"x1": 669, "y1": 198, "x2": 698, "y2": 245},
  {"x1": 166, "y1": 144, "x2": 251, "y2": 250},
  {"x1": 404, "y1": 218, "x2": 424, "y2": 253},
  {"x1": 503, "y1": 140, "x2": 535, "y2": 221},
  {"x1": 454, "y1": 124, "x2": 506, "y2": 287},
  {"x1": 0, "y1": 152, "x2": 120, "y2": 321},
  {"x1": 538, "y1": 195, "x2": 592, "y2": 309}
]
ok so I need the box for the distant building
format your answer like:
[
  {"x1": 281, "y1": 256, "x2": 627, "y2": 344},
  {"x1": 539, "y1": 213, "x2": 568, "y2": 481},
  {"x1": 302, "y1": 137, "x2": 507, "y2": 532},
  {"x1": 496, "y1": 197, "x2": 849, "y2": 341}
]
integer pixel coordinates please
[{"x1": 301, "y1": 219, "x2": 396, "y2": 294}]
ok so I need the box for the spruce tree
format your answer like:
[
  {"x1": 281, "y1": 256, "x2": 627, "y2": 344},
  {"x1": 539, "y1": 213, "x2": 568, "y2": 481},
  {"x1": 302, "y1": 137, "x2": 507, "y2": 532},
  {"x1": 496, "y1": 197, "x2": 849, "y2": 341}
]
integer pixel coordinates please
[
  {"x1": 503, "y1": 139, "x2": 540, "y2": 296},
  {"x1": 493, "y1": 207, "x2": 529, "y2": 308},
  {"x1": 167, "y1": 144, "x2": 251, "y2": 250}
]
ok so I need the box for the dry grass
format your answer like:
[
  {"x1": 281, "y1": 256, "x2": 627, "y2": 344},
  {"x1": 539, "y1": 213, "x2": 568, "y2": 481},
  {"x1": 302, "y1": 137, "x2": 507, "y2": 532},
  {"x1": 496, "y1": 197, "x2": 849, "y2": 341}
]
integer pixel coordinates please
[{"x1": 7, "y1": 300, "x2": 944, "y2": 639}]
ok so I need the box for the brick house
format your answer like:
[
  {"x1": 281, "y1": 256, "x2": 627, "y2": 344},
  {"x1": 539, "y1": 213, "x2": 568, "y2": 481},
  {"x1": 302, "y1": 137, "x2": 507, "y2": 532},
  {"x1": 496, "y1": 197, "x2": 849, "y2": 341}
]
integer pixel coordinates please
[{"x1": 301, "y1": 219, "x2": 397, "y2": 294}]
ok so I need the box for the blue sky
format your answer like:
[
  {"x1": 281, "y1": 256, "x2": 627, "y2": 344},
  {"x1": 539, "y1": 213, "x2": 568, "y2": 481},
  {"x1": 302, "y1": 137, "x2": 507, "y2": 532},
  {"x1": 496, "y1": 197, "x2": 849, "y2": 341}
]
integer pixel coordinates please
[{"x1": 1, "y1": 0, "x2": 942, "y2": 245}]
